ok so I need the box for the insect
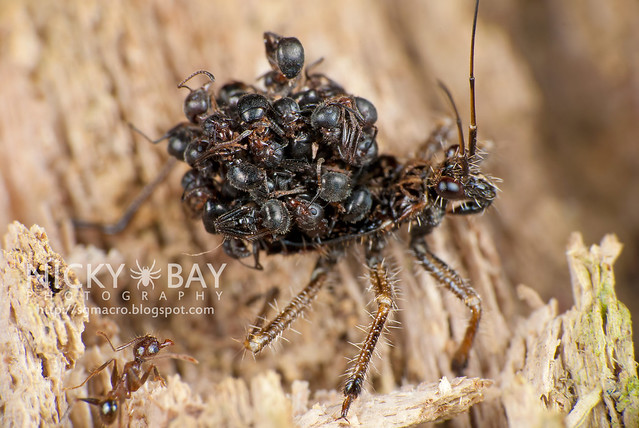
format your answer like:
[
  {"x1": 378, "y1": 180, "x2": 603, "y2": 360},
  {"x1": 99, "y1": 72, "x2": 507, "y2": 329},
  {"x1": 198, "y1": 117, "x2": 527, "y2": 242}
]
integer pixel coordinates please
[
  {"x1": 129, "y1": 260, "x2": 161, "y2": 290},
  {"x1": 77, "y1": 0, "x2": 494, "y2": 420},
  {"x1": 65, "y1": 332, "x2": 198, "y2": 426}
]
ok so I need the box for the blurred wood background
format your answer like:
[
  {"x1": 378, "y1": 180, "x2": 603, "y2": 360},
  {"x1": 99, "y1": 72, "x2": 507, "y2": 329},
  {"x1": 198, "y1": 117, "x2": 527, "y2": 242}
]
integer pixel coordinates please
[{"x1": 1, "y1": 0, "x2": 638, "y2": 426}]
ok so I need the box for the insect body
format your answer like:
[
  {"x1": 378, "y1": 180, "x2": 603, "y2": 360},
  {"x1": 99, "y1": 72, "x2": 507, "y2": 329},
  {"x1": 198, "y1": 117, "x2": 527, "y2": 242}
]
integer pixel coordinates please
[
  {"x1": 157, "y1": 0, "x2": 495, "y2": 418},
  {"x1": 66, "y1": 332, "x2": 197, "y2": 426}
]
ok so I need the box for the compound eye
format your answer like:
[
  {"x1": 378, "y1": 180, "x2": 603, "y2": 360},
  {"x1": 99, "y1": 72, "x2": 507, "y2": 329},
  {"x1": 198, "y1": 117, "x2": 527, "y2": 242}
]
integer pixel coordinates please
[
  {"x1": 435, "y1": 177, "x2": 465, "y2": 200},
  {"x1": 237, "y1": 94, "x2": 269, "y2": 123},
  {"x1": 276, "y1": 37, "x2": 305, "y2": 79},
  {"x1": 148, "y1": 342, "x2": 160, "y2": 355}
]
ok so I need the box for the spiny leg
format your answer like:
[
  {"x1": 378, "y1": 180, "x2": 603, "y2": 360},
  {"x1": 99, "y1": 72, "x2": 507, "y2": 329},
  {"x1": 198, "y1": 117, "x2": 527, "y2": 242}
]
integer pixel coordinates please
[
  {"x1": 411, "y1": 236, "x2": 481, "y2": 372},
  {"x1": 341, "y1": 253, "x2": 394, "y2": 419},
  {"x1": 246, "y1": 287, "x2": 280, "y2": 339},
  {"x1": 244, "y1": 256, "x2": 335, "y2": 354}
]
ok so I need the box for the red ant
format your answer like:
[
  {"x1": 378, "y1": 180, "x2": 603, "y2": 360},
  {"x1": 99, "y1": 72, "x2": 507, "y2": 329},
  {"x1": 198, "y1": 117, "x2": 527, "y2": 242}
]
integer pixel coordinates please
[{"x1": 65, "y1": 331, "x2": 198, "y2": 426}]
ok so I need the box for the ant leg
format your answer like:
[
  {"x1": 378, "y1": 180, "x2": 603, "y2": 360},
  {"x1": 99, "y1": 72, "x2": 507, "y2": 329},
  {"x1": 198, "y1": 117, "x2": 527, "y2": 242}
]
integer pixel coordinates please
[
  {"x1": 411, "y1": 236, "x2": 481, "y2": 372},
  {"x1": 72, "y1": 157, "x2": 177, "y2": 234},
  {"x1": 150, "y1": 365, "x2": 167, "y2": 387},
  {"x1": 65, "y1": 358, "x2": 116, "y2": 390},
  {"x1": 341, "y1": 253, "x2": 394, "y2": 419},
  {"x1": 120, "y1": 363, "x2": 164, "y2": 397},
  {"x1": 244, "y1": 256, "x2": 335, "y2": 354},
  {"x1": 136, "y1": 364, "x2": 166, "y2": 389},
  {"x1": 110, "y1": 358, "x2": 120, "y2": 389}
]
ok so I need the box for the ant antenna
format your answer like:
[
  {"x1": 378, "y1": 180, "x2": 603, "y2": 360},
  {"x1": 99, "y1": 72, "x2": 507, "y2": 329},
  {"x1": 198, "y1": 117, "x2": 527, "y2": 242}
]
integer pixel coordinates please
[
  {"x1": 128, "y1": 122, "x2": 170, "y2": 144},
  {"x1": 468, "y1": 0, "x2": 479, "y2": 159},
  {"x1": 177, "y1": 70, "x2": 215, "y2": 91}
]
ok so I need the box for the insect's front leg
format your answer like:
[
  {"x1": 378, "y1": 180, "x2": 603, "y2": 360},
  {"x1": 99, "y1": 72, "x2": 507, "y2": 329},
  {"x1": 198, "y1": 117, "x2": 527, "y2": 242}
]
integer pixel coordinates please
[
  {"x1": 139, "y1": 364, "x2": 166, "y2": 389},
  {"x1": 410, "y1": 235, "x2": 481, "y2": 372},
  {"x1": 341, "y1": 250, "x2": 394, "y2": 419},
  {"x1": 243, "y1": 255, "x2": 335, "y2": 354}
]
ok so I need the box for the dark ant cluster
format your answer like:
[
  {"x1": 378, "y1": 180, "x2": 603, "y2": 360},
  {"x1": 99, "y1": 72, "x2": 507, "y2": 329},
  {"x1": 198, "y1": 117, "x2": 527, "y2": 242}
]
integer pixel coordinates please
[
  {"x1": 165, "y1": 33, "x2": 382, "y2": 266},
  {"x1": 65, "y1": 332, "x2": 197, "y2": 426},
  {"x1": 154, "y1": 0, "x2": 495, "y2": 419}
]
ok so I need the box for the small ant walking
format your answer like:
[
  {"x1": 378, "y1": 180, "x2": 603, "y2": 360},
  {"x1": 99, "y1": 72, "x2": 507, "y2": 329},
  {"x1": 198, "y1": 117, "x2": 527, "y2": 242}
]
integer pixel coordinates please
[{"x1": 65, "y1": 331, "x2": 198, "y2": 426}]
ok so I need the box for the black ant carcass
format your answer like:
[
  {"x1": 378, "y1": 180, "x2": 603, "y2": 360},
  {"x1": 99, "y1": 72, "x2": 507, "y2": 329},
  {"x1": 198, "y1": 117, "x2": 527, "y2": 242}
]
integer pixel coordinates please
[
  {"x1": 84, "y1": 0, "x2": 497, "y2": 419},
  {"x1": 65, "y1": 332, "x2": 197, "y2": 426}
]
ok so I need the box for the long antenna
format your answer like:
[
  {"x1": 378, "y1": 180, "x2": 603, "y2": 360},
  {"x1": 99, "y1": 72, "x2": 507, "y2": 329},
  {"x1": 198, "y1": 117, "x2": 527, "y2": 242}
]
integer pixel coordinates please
[
  {"x1": 437, "y1": 80, "x2": 467, "y2": 173},
  {"x1": 468, "y1": 0, "x2": 479, "y2": 159}
]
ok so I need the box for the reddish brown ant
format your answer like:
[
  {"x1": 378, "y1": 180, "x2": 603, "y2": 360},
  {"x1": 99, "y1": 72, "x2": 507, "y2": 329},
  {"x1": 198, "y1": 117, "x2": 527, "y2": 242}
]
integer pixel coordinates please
[{"x1": 65, "y1": 331, "x2": 197, "y2": 426}]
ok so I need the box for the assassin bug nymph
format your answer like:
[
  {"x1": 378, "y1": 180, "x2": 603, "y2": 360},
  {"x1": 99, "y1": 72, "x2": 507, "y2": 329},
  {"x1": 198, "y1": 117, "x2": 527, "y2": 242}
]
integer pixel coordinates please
[
  {"x1": 237, "y1": 0, "x2": 495, "y2": 418},
  {"x1": 76, "y1": 0, "x2": 496, "y2": 420}
]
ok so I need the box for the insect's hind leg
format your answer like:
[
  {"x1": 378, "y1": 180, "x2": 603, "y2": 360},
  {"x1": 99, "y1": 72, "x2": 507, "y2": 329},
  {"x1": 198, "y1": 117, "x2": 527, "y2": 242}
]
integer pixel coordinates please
[
  {"x1": 243, "y1": 256, "x2": 335, "y2": 354},
  {"x1": 341, "y1": 251, "x2": 394, "y2": 419},
  {"x1": 410, "y1": 235, "x2": 481, "y2": 372}
]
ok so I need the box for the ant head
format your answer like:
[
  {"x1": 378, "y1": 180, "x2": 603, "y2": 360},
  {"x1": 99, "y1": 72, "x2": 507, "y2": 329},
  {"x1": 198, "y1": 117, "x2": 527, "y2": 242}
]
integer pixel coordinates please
[
  {"x1": 177, "y1": 70, "x2": 216, "y2": 124},
  {"x1": 133, "y1": 335, "x2": 174, "y2": 361},
  {"x1": 80, "y1": 397, "x2": 119, "y2": 425}
]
